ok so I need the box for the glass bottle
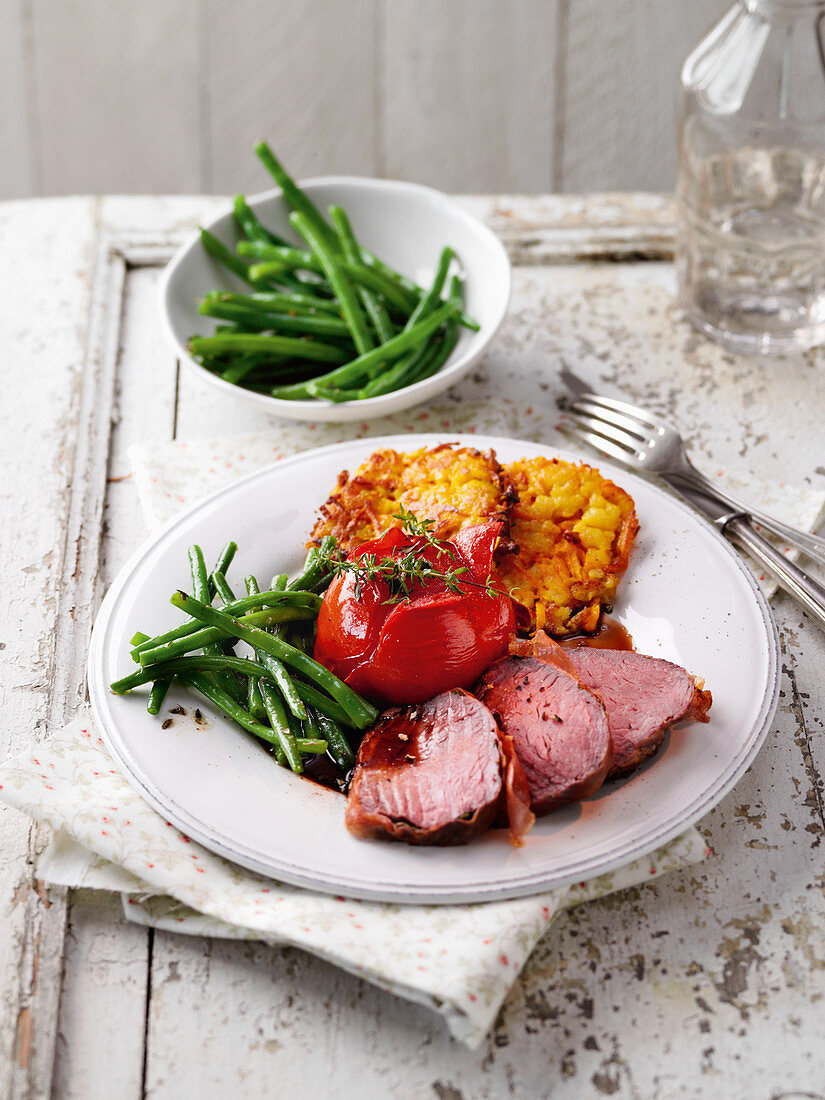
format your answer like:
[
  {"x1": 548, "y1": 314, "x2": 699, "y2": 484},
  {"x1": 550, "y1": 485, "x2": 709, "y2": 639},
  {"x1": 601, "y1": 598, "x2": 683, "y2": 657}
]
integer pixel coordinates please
[{"x1": 676, "y1": 0, "x2": 825, "y2": 354}]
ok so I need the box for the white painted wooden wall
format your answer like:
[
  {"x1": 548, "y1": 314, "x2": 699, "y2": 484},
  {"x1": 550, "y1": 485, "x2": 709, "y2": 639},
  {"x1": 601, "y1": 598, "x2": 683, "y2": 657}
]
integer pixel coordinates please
[{"x1": 1, "y1": 0, "x2": 725, "y2": 200}]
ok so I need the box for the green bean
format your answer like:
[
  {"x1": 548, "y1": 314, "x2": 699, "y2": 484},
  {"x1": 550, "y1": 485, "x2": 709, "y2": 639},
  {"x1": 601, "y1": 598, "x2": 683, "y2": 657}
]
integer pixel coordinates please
[
  {"x1": 270, "y1": 573, "x2": 288, "y2": 591},
  {"x1": 199, "y1": 299, "x2": 354, "y2": 339},
  {"x1": 189, "y1": 548, "x2": 226, "y2": 692},
  {"x1": 329, "y1": 205, "x2": 395, "y2": 344},
  {"x1": 407, "y1": 320, "x2": 460, "y2": 385},
  {"x1": 189, "y1": 333, "x2": 348, "y2": 364},
  {"x1": 131, "y1": 589, "x2": 319, "y2": 658},
  {"x1": 288, "y1": 536, "x2": 336, "y2": 592},
  {"x1": 247, "y1": 675, "x2": 267, "y2": 721},
  {"x1": 188, "y1": 545, "x2": 210, "y2": 602},
  {"x1": 232, "y1": 195, "x2": 310, "y2": 295},
  {"x1": 208, "y1": 290, "x2": 341, "y2": 316},
  {"x1": 232, "y1": 195, "x2": 290, "y2": 249},
  {"x1": 183, "y1": 672, "x2": 284, "y2": 752},
  {"x1": 137, "y1": 605, "x2": 317, "y2": 666},
  {"x1": 200, "y1": 228, "x2": 256, "y2": 285},
  {"x1": 131, "y1": 631, "x2": 150, "y2": 647},
  {"x1": 246, "y1": 574, "x2": 308, "y2": 720},
  {"x1": 255, "y1": 142, "x2": 340, "y2": 255},
  {"x1": 277, "y1": 299, "x2": 458, "y2": 401},
  {"x1": 297, "y1": 738, "x2": 328, "y2": 755},
  {"x1": 238, "y1": 362, "x2": 334, "y2": 388},
  {"x1": 220, "y1": 355, "x2": 276, "y2": 384},
  {"x1": 358, "y1": 310, "x2": 460, "y2": 399},
  {"x1": 404, "y1": 247, "x2": 455, "y2": 330},
  {"x1": 258, "y1": 652, "x2": 307, "y2": 720},
  {"x1": 291, "y1": 680, "x2": 353, "y2": 728},
  {"x1": 238, "y1": 575, "x2": 267, "y2": 722},
  {"x1": 244, "y1": 260, "x2": 295, "y2": 286},
  {"x1": 359, "y1": 247, "x2": 420, "y2": 297},
  {"x1": 113, "y1": 654, "x2": 299, "y2": 695},
  {"x1": 212, "y1": 569, "x2": 236, "y2": 605},
  {"x1": 147, "y1": 679, "x2": 171, "y2": 715},
  {"x1": 259, "y1": 681, "x2": 303, "y2": 772},
  {"x1": 246, "y1": 261, "x2": 307, "y2": 286},
  {"x1": 210, "y1": 542, "x2": 238, "y2": 589},
  {"x1": 312, "y1": 708, "x2": 355, "y2": 769},
  {"x1": 290, "y1": 211, "x2": 376, "y2": 355},
  {"x1": 267, "y1": 379, "x2": 325, "y2": 401},
  {"x1": 359, "y1": 247, "x2": 479, "y2": 331},
  {"x1": 167, "y1": 592, "x2": 378, "y2": 728},
  {"x1": 238, "y1": 240, "x2": 319, "y2": 266},
  {"x1": 241, "y1": 243, "x2": 416, "y2": 315}
]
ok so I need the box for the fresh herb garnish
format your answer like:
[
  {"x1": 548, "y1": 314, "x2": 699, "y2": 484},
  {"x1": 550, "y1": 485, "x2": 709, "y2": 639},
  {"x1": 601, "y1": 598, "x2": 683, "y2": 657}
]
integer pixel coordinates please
[{"x1": 321, "y1": 508, "x2": 499, "y2": 604}]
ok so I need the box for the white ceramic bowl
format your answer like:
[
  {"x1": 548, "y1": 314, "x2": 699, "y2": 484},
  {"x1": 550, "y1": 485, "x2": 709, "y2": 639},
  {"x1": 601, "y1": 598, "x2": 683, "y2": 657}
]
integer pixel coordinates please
[{"x1": 159, "y1": 177, "x2": 511, "y2": 423}]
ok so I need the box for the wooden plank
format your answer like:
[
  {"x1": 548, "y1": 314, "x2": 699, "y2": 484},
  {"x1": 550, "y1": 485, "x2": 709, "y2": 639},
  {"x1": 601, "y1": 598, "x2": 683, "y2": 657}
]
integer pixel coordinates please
[
  {"x1": 0, "y1": 197, "x2": 103, "y2": 1098},
  {"x1": 382, "y1": 0, "x2": 558, "y2": 192},
  {"x1": 51, "y1": 262, "x2": 180, "y2": 1100},
  {"x1": 0, "y1": 0, "x2": 36, "y2": 198},
  {"x1": 29, "y1": 0, "x2": 201, "y2": 195},
  {"x1": 559, "y1": 0, "x2": 722, "y2": 192},
  {"x1": 203, "y1": 0, "x2": 379, "y2": 196},
  {"x1": 52, "y1": 894, "x2": 149, "y2": 1100}
]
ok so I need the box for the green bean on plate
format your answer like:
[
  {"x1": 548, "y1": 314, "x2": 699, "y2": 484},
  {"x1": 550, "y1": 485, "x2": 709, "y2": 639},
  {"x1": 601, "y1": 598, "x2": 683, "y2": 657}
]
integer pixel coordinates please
[{"x1": 110, "y1": 540, "x2": 375, "y2": 780}]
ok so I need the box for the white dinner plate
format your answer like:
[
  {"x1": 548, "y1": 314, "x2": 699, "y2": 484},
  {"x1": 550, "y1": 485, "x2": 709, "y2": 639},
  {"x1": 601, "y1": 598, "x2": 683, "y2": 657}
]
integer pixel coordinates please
[{"x1": 88, "y1": 434, "x2": 781, "y2": 904}]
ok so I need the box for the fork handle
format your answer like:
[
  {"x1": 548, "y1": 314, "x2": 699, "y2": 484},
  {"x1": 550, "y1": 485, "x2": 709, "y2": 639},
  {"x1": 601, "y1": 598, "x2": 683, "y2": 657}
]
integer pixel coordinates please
[
  {"x1": 671, "y1": 470, "x2": 825, "y2": 569},
  {"x1": 724, "y1": 516, "x2": 825, "y2": 630}
]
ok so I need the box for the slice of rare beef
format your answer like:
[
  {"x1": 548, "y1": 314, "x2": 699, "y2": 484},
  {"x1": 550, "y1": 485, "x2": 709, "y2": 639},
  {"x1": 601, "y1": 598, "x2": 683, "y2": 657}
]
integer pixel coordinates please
[
  {"x1": 476, "y1": 656, "x2": 611, "y2": 815},
  {"x1": 345, "y1": 689, "x2": 506, "y2": 846},
  {"x1": 564, "y1": 647, "x2": 712, "y2": 777}
]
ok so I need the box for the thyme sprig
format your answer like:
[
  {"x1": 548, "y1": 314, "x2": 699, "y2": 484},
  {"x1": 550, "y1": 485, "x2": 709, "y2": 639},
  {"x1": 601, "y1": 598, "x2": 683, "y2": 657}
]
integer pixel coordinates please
[{"x1": 323, "y1": 507, "x2": 499, "y2": 604}]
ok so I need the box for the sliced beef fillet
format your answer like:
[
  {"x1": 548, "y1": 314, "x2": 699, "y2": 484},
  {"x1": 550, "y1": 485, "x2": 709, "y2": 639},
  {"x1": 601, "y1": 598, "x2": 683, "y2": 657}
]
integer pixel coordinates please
[
  {"x1": 564, "y1": 647, "x2": 712, "y2": 777},
  {"x1": 345, "y1": 690, "x2": 506, "y2": 845},
  {"x1": 476, "y1": 656, "x2": 612, "y2": 815}
]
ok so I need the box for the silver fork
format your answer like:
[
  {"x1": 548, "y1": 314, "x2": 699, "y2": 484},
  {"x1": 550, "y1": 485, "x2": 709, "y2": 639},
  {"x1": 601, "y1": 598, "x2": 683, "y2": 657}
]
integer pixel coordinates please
[
  {"x1": 558, "y1": 391, "x2": 825, "y2": 630},
  {"x1": 558, "y1": 392, "x2": 825, "y2": 567}
]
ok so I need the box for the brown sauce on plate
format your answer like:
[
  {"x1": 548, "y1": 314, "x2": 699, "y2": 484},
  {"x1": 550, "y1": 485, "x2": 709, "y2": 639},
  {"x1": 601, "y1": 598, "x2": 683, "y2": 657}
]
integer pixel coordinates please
[
  {"x1": 557, "y1": 614, "x2": 634, "y2": 652},
  {"x1": 303, "y1": 751, "x2": 353, "y2": 794}
]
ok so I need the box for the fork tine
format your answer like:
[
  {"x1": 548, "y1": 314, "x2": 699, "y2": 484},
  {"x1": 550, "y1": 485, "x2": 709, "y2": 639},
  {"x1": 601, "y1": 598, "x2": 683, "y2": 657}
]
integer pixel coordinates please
[
  {"x1": 570, "y1": 392, "x2": 662, "y2": 431},
  {"x1": 565, "y1": 397, "x2": 648, "y2": 442},
  {"x1": 558, "y1": 416, "x2": 638, "y2": 467}
]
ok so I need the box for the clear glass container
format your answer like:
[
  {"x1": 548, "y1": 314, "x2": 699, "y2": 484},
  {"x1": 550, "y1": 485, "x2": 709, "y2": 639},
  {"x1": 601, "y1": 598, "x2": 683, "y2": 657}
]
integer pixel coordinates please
[{"x1": 676, "y1": 0, "x2": 825, "y2": 354}]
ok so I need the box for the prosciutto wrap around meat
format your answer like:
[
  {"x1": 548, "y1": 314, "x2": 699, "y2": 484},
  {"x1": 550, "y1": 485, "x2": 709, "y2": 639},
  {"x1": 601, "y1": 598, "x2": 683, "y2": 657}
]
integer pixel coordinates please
[{"x1": 345, "y1": 690, "x2": 534, "y2": 846}]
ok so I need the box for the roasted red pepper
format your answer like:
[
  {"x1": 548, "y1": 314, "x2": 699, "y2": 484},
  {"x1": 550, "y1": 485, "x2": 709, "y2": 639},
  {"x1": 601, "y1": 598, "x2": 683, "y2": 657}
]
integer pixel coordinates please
[{"x1": 314, "y1": 522, "x2": 515, "y2": 705}]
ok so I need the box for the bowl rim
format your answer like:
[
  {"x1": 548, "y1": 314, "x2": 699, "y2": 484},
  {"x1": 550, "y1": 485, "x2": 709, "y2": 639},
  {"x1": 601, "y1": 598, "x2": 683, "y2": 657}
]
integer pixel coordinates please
[{"x1": 157, "y1": 175, "x2": 512, "y2": 418}]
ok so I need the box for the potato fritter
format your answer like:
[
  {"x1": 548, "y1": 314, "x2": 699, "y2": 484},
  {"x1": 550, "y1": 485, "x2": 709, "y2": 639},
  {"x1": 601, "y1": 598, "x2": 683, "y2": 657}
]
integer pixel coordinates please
[
  {"x1": 310, "y1": 446, "x2": 638, "y2": 637},
  {"x1": 310, "y1": 443, "x2": 516, "y2": 553},
  {"x1": 496, "y1": 457, "x2": 638, "y2": 635}
]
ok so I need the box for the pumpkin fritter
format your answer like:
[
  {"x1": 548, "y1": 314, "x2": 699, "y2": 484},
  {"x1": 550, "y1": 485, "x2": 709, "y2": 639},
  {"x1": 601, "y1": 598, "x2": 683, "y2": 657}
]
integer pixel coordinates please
[
  {"x1": 310, "y1": 443, "x2": 516, "y2": 553},
  {"x1": 497, "y1": 457, "x2": 639, "y2": 635}
]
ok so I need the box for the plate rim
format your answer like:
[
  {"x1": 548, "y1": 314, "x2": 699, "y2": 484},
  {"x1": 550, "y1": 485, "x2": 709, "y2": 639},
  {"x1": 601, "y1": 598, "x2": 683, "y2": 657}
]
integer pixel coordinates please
[{"x1": 88, "y1": 432, "x2": 781, "y2": 903}]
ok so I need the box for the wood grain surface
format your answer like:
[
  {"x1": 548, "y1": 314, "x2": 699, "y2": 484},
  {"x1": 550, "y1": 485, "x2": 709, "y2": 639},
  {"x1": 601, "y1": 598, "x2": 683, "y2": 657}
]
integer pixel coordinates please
[
  {"x1": 2, "y1": 191, "x2": 825, "y2": 1098},
  {"x1": 1, "y1": 0, "x2": 727, "y2": 199}
]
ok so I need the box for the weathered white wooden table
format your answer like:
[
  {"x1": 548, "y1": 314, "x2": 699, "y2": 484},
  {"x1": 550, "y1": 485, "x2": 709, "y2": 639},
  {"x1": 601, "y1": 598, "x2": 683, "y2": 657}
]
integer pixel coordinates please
[{"x1": 2, "y1": 193, "x2": 825, "y2": 1100}]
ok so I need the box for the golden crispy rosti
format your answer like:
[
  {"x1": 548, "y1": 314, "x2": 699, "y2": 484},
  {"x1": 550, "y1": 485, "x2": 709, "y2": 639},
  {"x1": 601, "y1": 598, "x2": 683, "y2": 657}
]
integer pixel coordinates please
[
  {"x1": 310, "y1": 443, "x2": 516, "y2": 553},
  {"x1": 497, "y1": 457, "x2": 638, "y2": 635}
]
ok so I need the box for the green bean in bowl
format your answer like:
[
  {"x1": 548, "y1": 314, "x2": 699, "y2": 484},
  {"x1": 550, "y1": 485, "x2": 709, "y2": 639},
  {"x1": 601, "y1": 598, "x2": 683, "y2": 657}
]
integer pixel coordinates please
[{"x1": 159, "y1": 143, "x2": 511, "y2": 422}]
